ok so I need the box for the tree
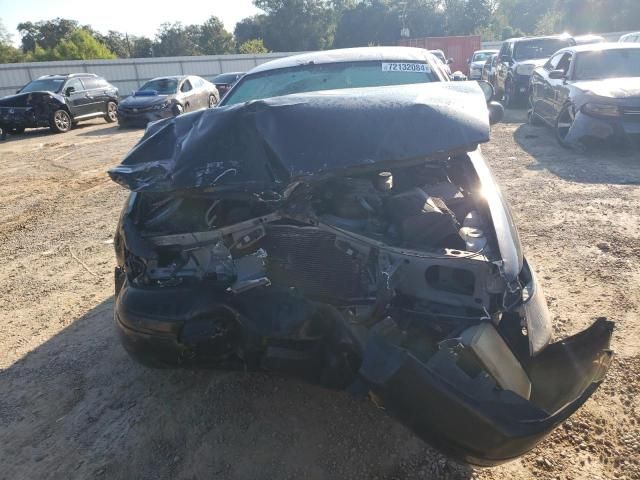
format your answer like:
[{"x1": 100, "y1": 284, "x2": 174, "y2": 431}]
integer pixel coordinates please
[
  {"x1": 153, "y1": 22, "x2": 200, "y2": 56},
  {"x1": 95, "y1": 30, "x2": 132, "y2": 58},
  {"x1": 48, "y1": 29, "x2": 116, "y2": 60},
  {"x1": 238, "y1": 38, "x2": 269, "y2": 53},
  {"x1": 234, "y1": 15, "x2": 267, "y2": 45},
  {"x1": 333, "y1": 0, "x2": 400, "y2": 48},
  {"x1": 197, "y1": 16, "x2": 235, "y2": 55},
  {"x1": 253, "y1": 0, "x2": 338, "y2": 51},
  {"x1": 443, "y1": 0, "x2": 493, "y2": 36},
  {"x1": 0, "y1": 18, "x2": 25, "y2": 63},
  {"x1": 132, "y1": 36, "x2": 154, "y2": 58},
  {"x1": 17, "y1": 18, "x2": 79, "y2": 52}
]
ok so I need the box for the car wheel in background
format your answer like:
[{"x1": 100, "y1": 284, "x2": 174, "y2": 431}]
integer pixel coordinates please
[
  {"x1": 173, "y1": 104, "x2": 184, "y2": 116},
  {"x1": 208, "y1": 95, "x2": 217, "y2": 108},
  {"x1": 50, "y1": 109, "x2": 71, "y2": 133},
  {"x1": 504, "y1": 79, "x2": 516, "y2": 108},
  {"x1": 105, "y1": 101, "x2": 118, "y2": 123},
  {"x1": 555, "y1": 104, "x2": 576, "y2": 147}
]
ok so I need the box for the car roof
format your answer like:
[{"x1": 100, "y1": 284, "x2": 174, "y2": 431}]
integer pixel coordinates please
[
  {"x1": 247, "y1": 47, "x2": 436, "y2": 75},
  {"x1": 473, "y1": 49, "x2": 499, "y2": 54},
  {"x1": 554, "y1": 42, "x2": 640, "y2": 55},
  {"x1": 215, "y1": 72, "x2": 244, "y2": 76},
  {"x1": 148, "y1": 75, "x2": 188, "y2": 82},
  {"x1": 505, "y1": 35, "x2": 573, "y2": 43},
  {"x1": 36, "y1": 73, "x2": 98, "y2": 80}
]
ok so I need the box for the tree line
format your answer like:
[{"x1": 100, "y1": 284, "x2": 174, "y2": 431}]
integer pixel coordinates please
[{"x1": 1, "y1": 0, "x2": 639, "y2": 64}]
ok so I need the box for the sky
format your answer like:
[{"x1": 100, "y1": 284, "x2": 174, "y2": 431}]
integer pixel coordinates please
[{"x1": 0, "y1": 0, "x2": 263, "y2": 46}]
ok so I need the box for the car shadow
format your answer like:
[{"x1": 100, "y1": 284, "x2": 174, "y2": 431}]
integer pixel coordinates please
[
  {"x1": 77, "y1": 124, "x2": 132, "y2": 137},
  {"x1": 514, "y1": 121, "x2": 640, "y2": 185},
  {"x1": 0, "y1": 297, "x2": 474, "y2": 480}
]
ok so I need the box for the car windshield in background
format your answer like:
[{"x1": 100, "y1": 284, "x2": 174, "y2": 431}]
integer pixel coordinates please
[
  {"x1": 473, "y1": 52, "x2": 494, "y2": 62},
  {"x1": 514, "y1": 39, "x2": 573, "y2": 61},
  {"x1": 214, "y1": 73, "x2": 240, "y2": 84},
  {"x1": 222, "y1": 61, "x2": 437, "y2": 105},
  {"x1": 139, "y1": 78, "x2": 178, "y2": 94},
  {"x1": 574, "y1": 49, "x2": 640, "y2": 80},
  {"x1": 20, "y1": 79, "x2": 65, "y2": 93}
]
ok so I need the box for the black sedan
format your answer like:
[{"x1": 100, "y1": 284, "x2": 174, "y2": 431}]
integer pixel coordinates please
[
  {"x1": 117, "y1": 76, "x2": 219, "y2": 128},
  {"x1": 211, "y1": 72, "x2": 244, "y2": 98},
  {"x1": 530, "y1": 43, "x2": 640, "y2": 147}
]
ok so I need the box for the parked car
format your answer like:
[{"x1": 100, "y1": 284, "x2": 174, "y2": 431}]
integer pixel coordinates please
[
  {"x1": 0, "y1": 73, "x2": 118, "y2": 138},
  {"x1": 117, "y1": 75, "x2": 219, "y2": 128},
  {"x1": 429, "y1": 49, "x2": 454, "y2": 77},
  {"x1": 108, "y1": 48, "x2": 609, "y2": 466},
  {"x1": 619, "y1": 32, "x2": 640, "y2": 43},
  {"x1": 529, "y1": 43, "x2": 640, "y2": 148},
  {"x1": 495, "y1": 35, "x2": 575, "y2": 107},
  {"x1": 574, "y1": 34, "x2": 606, "y2": 45},
  {"x1": 468, "y1": 49, "x2": 499, "y2": 80},
  {"x1": 481, "y1": 53, "x2": 499, "y2": 85},
  {"x1": 211, "y1": 72, "x2": 244, "y2": 98}
]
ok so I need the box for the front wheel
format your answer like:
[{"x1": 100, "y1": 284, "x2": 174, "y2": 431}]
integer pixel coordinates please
[
  {"x1": 105, "y1": 101, "x2": 117, "y2": 123},
  {"x1": 173, "y1": 104, "x2": 184, "y2": 116},
  {"x1": 50, "y1": 109, "x2": 71, "y2": 133},
  {"x1": 555, "y1": 104, "x2": 576, "y2": 148}
]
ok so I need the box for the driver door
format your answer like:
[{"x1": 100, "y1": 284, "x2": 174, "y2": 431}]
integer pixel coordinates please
[{"x1": 63, "y1": 78, "x2": 91, "y2": 117}]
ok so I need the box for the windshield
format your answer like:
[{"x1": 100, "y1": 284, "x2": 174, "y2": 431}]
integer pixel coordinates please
[
  {"x1": 20, "y1": 78, "x2": 64, "y2": 94},
  {"x1": 222, "y1": 61, "x2": 438, "y2": 106},
  {"x1": 472, "y1": 52, "x2": 495, "y2": 63},
  {"x1": 514, "y1": 39, "x2": 573, "y2": 61},
  {"x1": 139, "y1": 78, "x2": 179, "y2": 95},
  {"x1": 574, "y1": 49, "x2": 640, "y2": 80}
]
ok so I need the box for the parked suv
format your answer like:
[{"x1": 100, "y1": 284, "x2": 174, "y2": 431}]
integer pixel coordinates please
[
  {"x1": 495, "y1": 35, "x2": 575, "y2": 107},
  {"x1": 0, "y1": 73, "x2": 118, "y2": 137}
]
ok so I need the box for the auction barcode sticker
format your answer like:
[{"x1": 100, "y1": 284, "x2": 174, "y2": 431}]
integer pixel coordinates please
[{"x1": 382, "y1": 62, "x2": 430, "y2": 72}]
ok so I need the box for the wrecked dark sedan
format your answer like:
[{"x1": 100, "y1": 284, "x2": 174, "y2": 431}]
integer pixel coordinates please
[
  {"x1": 108, "y1": 82, "x2": 613, "y2": 466},
  {"x1": 117, "y1": 76, "x2": 219, "y2": 128},
  {"x1": 0, "y1": 73, "x2": 118, "y2": 138},
  {"x1": 530, "y1": 43, "x2": 640, "y2": 148}
]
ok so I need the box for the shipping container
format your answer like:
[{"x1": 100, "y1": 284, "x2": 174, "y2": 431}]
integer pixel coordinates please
[{"x1": 399, "y1": 35, "x2": 482, "y2": 76}]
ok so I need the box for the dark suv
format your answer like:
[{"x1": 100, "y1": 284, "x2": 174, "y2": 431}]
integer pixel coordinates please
[
  {"x1": 0, "y1": 73, "x2": 119, "y2": 138},
  {"x1": 494, "y1": 35, "x2": 575, "y2": 107}
]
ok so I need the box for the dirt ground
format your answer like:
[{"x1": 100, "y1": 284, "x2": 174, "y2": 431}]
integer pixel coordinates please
[{"x1": 0, "y1": 110, "x2": 638, "y2": 480}]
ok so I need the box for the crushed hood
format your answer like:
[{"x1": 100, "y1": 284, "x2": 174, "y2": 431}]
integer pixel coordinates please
[
  {"x1": 108, "y1": 82, "x2": 491, "y2": 193},
  {"x1": 572, "y1": 77, "x2": 640, "y2": 99},
  {"x1": 0, "y1": 91, "x2": 63, "y2": 107}
]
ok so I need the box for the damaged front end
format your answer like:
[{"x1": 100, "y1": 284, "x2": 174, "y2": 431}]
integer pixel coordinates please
[{"x1": 109, "y1": 83, "x2": 613, "y2": 465}]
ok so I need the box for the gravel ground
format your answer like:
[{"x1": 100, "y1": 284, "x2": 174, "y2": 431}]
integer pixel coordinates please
[{"x1": 0, "y1": 111, "x2": 638, "y2": 480}]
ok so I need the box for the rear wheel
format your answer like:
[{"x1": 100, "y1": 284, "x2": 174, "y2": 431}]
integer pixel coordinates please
[
  {"x1": 50, "y1": 109, "x2": 71, "y2": 133},
  {"x1": 208, "y1": 95, "x2": 217, "y2": 108},
  {"x1": 105, "y1": 101, "x2": 117, "y2": 123},
  {"x1": 555, "y1": 104, "x2": 576, "y2": 147}
]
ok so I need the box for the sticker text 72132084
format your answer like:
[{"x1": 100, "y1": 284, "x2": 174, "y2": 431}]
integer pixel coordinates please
[{"x1": 381, "y1": 62, "x2": 430, "y2": 73}]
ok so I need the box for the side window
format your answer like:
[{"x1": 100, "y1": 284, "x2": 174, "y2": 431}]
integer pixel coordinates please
[
  {"x1": 82, "y1": 77, "x2": 100, "y2": 90},
  {"x1": 194, "y1": 77, "x2": 204, "y2": 88},
  {"x1": 96, "y1": 78, "x2": 110, "y2": 88},
  {"x1": 181, "y1": 79, "x2": 193, "y2": 92},
  {"x1": 64, "y1": 78, "x2": 84, "y2": 94},
  {"x1": 557, "y1": 53, "x2": 572, "y2": 73},
  {"x1": 545, "y1": 53, "x2": 563, "y2": 71}
]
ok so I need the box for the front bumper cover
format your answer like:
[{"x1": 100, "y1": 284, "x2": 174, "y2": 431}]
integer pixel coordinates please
[
  {"x1": 565, "y1": 110, "x2": 640, "y2": 147},
  {"x1": 114, "y1": 281, "x2": 613, "y2": 465}
]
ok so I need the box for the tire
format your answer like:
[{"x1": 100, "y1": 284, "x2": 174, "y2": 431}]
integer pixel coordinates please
[
  {"x1": 528, "y1": 97, "x2": 544, "y2": 126},
  {"x1": 504, "y1": 79, "x2": 516, "y2": 108},
  {"x1": 50, "y1": 109, "x2": 72, "y2": 133},
  {"x1": 105, "y1": 101, "x2": 117, "y2": 123},
  {"x1": 173, "y1": 104, "x2": 184, "y2": 116},
  {"x1": 555, "y1": 104, "x2": 576, "y2": 148},
  {"x1": 208, "y1": 95, "x2": 217, "y2": 108}
]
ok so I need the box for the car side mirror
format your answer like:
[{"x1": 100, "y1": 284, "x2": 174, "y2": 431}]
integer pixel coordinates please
[
  {"x1": 488, "y1": 101, "x2": 504, "y2": 125},
  {"x1": 549, "y1": 69, "x2": 566, "y2": 80},
  {"x1": 65, "y1": 86, "x2": 75, "y2": 96},
  {"x1": 447, "y1": 58, "x2": 454, "y2": 65}
]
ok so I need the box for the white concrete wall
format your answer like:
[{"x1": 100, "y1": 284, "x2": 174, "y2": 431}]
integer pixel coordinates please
[{"x1": 0, "y1": 52, "x2": 299, "y2": 98}]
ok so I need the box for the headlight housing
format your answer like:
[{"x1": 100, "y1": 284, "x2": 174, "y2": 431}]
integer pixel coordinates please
[
  {"x1": 515, "y1": 64, "x2": 535, "y2": 76},
  {"x1": 519, "y1": 260, "x2": 552, "y2": 356},
  {"x1": 151, "y1": 101, "x2": 172, "y2": 111},
  {"x1": 582, "y1": 103, "x2": 621, "y2": 117}
]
